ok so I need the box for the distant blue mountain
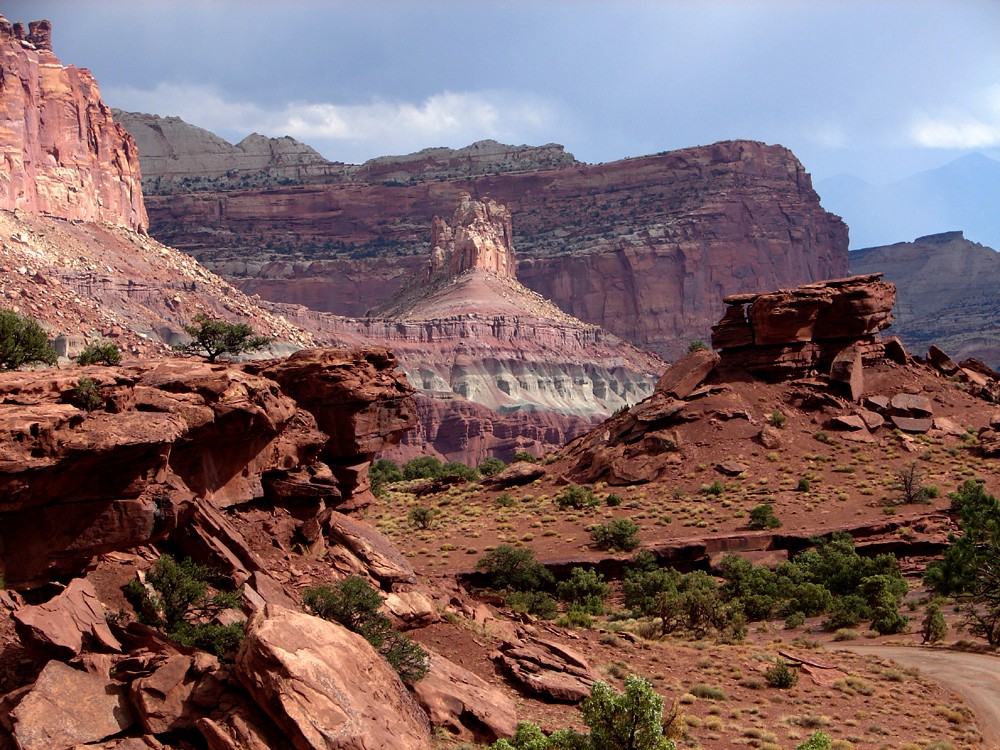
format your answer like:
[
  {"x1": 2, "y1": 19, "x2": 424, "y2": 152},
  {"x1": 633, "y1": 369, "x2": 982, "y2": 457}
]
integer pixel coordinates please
[{"x1": 817, "y1": 153, "x2": 1000, "y2": 251}]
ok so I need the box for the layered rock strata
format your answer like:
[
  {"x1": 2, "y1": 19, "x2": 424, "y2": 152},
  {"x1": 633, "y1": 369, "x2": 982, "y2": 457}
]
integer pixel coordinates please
[
  {"x1": 849, "y1": 231, "x2": 1000, "y2": 368},
  {"x1": 0, "y1": 348, "x2": 415, "y2": 587},
  {"x1": 711, "y1": 273, "x2": 895, "y2": 379},
  {"x1": 122, "y1": 115, "x2": 847, "y2": 359},
  {"x1": 0, "y1": 17, "x2": 147, "y2": 231}
]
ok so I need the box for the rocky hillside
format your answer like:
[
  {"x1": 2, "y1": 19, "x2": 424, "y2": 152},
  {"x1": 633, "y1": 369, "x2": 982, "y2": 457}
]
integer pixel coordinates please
[
  {"x1": 849, "y1": 231, "x2": 1000, "y2": 368},
  {"x1": 120, "y1": 112, "x2": 848, "y2": 359},
  {"x1": 0, "y1": 19, "x2": 146, "y2": 232}
]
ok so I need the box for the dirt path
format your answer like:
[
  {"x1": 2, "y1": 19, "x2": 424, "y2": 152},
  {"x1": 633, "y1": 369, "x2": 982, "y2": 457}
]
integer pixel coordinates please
[{"x1": 838, "y1": 645, "x2": 1000, "y2": 749}]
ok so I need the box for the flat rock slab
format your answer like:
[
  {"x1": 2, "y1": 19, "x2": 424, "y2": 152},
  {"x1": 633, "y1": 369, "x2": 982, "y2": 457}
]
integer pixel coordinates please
[
  {"x1": 716, "y1": 460, "x2": 749, "y2": 476},
  {"x1": 13, "y1": 578, "x2": 121, "y2": 658},
  {"x1": 890, "y1": 393, "x2": 934, "y2": 418},
  {"x1": 493, "y1": 637, "x2": 599, "y2": 702},
  {"x1": 10, "y1": 661, "x2": 134, "y2": 750},
  {"x1": 891, "y1": 415, "x2": 933, "y2": 433},
  {"x1": 829, "y1": 414, "x2": 867, "y2": 431},
  {"x1": 654, "y1": 349, "x2": 719, "y2": 399}
]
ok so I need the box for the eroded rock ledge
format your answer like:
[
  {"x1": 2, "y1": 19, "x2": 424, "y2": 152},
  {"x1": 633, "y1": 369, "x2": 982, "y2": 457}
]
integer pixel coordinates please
[{"x1": 0, "y1": 347, "x2": 415, "y2": 587}]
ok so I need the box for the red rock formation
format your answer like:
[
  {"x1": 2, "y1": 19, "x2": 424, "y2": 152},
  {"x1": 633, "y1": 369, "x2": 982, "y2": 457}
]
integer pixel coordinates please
[
  {"x1": 711, "y1": 273, "x2": 895, "y2": 379},
  {"x1": 436, "y1": 194, "x2": 515, "y2": 279},
  {"x1": 136, "y1": 139, "x2": 847, "y2": 359},
  {"x1": 0, "y1": 349, "x2": 415, "y2": 587},
  {"x1": 0, "y1": 17, "x2": 147, "y2": 232}
]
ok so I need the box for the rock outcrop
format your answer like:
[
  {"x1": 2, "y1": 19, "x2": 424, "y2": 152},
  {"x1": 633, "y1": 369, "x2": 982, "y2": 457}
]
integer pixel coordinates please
[
  {"x1": 711, "y1": 273, "x2": 895, "y2": 379},
  {"x1": 0, "y1": 18, "x2": 147, "y2": 231},
  {"x1": 849, "y1": 231, "x2": 1000, "y2": 368},
  {"x1": 236, "y1": 606, "x2": 431, "y2": 750},
  {"x1": 122, "y1": 122, "x2": 848, "y2": 360},
  {"x1": 0, "y1": 349, "x2": 415, "y2": 587}
]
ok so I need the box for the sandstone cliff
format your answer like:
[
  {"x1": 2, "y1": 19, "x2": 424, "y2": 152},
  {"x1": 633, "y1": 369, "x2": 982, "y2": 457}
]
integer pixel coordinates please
[
  {"x1": 124, "y1": 126, "x2": 847, "y2": 359},
  {"x1": 0, "y1": 18, "x2": 147, "y2": 231},
  {"x1": 849, "y1": 231, "x2": 1000, "y2": 367}
]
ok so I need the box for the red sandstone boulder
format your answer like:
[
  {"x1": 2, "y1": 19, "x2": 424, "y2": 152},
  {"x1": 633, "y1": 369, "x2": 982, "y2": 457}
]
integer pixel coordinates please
[
  {"x1": 654, "y1": 349, "x2": 719, "y2": 398},
  {"x1": 13, "y1": 578, "x2": 121, "y2": 658},
  {"x1": 236, "y1": 605, "x2": 431, "y2": 750},
  {"x1": 493, "y1": 637, "x2": 600, "y2": 702},
  {"x1": 7, "y1": 660, "x2": 134, "y2": 749},
  {"x1": 411, "y1": 650, "x2": 517, "y2": 742}
]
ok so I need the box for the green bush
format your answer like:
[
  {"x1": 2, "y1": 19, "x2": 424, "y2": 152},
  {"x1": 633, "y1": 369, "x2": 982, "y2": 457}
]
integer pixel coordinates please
[
  {"x1": 556, "y1": 484, "x2": 599, "y2": 510},
  {"x1": 688, "y1": 684, "x2": 728, "y2": 701},
  {"x1": 442, "y1": 460, "x2": 479, "y2": 481},
  {"x1": 921, "y1": 601, "x2": 948, "y2": 643},
  {"x1": 77, "y1": 340, "x2": 122, "y2": 366},
  {"x1": 0, "y1": 309, "x2": 56, "y2": 370},
  {"x1": 408, "y1": 505, "x2": 436, "y2": 529},
  {"x1": 797, "y1": 731, "x2": 832, "y2": 750},
  {"x1": 764, "y1": 659, "x2": 798, "y2": 688},
  {"x1": 173, "y1": 314, "x2": 272, "y2": 363},
  {"x1": 591, "y1": 519, "x2": 640, "y2": 551},
  {"x1": 369, "y1": 459, "x2": 403, "y2": 497},
  {"x1": 701, "y1": 480, "x2": 725, "y2": 496},
  {"x1": 583, "y1": 675, "x2": 675, "y2": 750},
  {"x1": 507, "y1": 590, "x2": 558, "y2": 619},
  {"x1": 123, "y1": 554, "x2": 244, "y2": 657},
  {"x1": 785, "y1": 611, "x2": 806, "y2": 628},
  {"x1": 687, "y1": 340, "x2": 707, "y2": 353},
  {"x1": 476, "y1": 544, "x2": 554, "y2": 592},
  {"x1": 556, "y1": 567, "x2": 610, "y2": 614},
  {"x1": 402, "y1": 456, "x2": 444, "y2": 480},
  {"x1": 494, "y1": 491, "x2": 516, "y2": 508},
  {"x1": 747, "y1": 503, "x2": 781, "y2": 530},
  {"x1": 303, "y1": 576, "x2": 429, "y2": 682},
  {"x1": 478, "y1": 457, "x2": 507, "y2": 476},
  {"x1": 605, "y1": 493, "x2": 623, "y2": 507},
  {"x1": 557, "y1": 606, "x2": 595, "y2": 629},
  {"x1": 72, "y1": 377, "x2": 104, "y2": 411},
  {"x1": 512, "y1": 451, "x2": 537, "y2": 464},
  {"x1": 489, "y1": 721, "x2": 589, "y2": 750},
  {"x1": 768, "y1": 410, "x2": 787, "y2": 428},
  {"x1": 797, "y1": 477, "x2": 811, "y2": 492}
]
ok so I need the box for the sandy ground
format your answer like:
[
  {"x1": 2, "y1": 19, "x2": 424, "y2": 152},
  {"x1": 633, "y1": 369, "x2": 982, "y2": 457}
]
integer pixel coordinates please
[{"x1": 840, "y1": 645, "x2": 1000, "y2": 749}]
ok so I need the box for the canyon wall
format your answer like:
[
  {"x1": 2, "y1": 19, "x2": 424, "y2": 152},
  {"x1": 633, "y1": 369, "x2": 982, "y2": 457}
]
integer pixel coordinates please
[
  {"x1": 849, "y1": 232, "x2": 1000, "y2": 368},
  {"x1": 0, "y1": 18, "x2": 147, "y2": 231},
  {"x1": 128, "y1": 128, "x2": 848, "y2": 360}
]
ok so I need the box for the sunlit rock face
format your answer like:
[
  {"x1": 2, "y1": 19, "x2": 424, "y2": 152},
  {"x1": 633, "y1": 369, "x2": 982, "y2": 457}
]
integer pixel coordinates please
[{"x1": 0, "y1": 18, "x2": 147, "y2": 231}]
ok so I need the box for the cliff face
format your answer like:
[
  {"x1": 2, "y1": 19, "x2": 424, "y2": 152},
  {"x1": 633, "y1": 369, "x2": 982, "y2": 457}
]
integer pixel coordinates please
[
  {"x1": 0, "y1": 18, "x2": 147, "y2": 232},
  {"x1": 849, "y1": 232, "x2": 1000, "y2": 368},
  {"x1": 134, "y1": 138, "x2": 848, "y2": 359}
]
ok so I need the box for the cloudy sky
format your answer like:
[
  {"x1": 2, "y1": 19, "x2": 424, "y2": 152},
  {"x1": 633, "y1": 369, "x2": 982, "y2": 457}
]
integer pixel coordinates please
[{"x1": 10, "y1": 1, "x2": 1000, "y2": 184}]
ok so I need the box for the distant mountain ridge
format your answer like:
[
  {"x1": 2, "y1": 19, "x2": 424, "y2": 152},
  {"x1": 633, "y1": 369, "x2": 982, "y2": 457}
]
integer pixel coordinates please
[
  {"x1": 849, "y1": 231, "x2": 1000, "y2": 367},
  {"x1": 818, "y1": 153, "x2": 1000, "y2": 251}
]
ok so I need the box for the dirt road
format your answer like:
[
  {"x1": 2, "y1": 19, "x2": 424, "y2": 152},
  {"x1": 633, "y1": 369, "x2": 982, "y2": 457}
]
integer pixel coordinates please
[{"x1": 839, "y1": 645, "x2": 1000, "y2": 749}]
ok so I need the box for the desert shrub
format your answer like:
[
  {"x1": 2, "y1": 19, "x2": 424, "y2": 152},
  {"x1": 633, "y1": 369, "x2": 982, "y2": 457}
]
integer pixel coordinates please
[
  {"x1": 442, "y1": 460, "x2": 479, "y2": 481},
  {"x1": 591, "y1": 519, "x2": 640, "y2": 551},
  {"x1": 77, "y1": 340, "x2": 122, "y2": 366},
  {"x1": 688, "y1": 684, "x2": 728, "y2": 701},
  {"x1": 797, "y1": 731, "x2": 832, "y2": 750},
  {"x1": 123, "y1": 554, "x2": 244, "y2": 657},
  {"x1": 583, "y1": 675, "x2": 676, "y2": 750},
  {"x1": 303, "y1": 576, "x2": 429, "y2": 682},
  {"x1": 556, "y1": 484, "x2": 599, "y2": 510},
  {"x1": 922, "y1": 600, "x2": 948, "y2": 643},
  {"x1": 797, "y1": 477, "x2": 811, "y2": 492},
  {"x1": 369, "y1": 458, "x2": 403, "y2": 497},
  {"x1": 507, "y1": 590, "x2": 558, "y2": 619},
  {"x1": 605, "y1": 493, "x2": 623, "y2": 507},
  {"x1": 408, "y1": 505, "x2": 436, "y2": 529},
  {"x1": 891, "y1": 462, "x2": 935, "y2": 505},
  {"x1": 478, "y1": 457, "x2": 507, "y2": 477},
  {"x1": 764, "y1": 660, "x2": 799, "y2": 688},
  {"x1": 402, "y1": 456, "x2": 444, "y2": 480},
  {"x1": 748, "y1": 503, "x2": 781, "y2": 530},
  {"x1": 489, "y1": 721, "x2": 589, "y2": 749},
  {"x1": 862, "y1": 574, "x2": 908, "y2": 634},
  {"x1": 476, "y1": 544, "x2": 554, "y2": 592},
  {"x1": 557, "y1": 567, "x2": 610, "y2": 614},
  {"x1": 173, "y1": 314, "x2": 272, "y2": 362},
  {"x1": 687, "y1": 340, "x2": 707, "y2": 353},
  {"x1": 512, "y1": 451, "x2": 537, "y2": 464},
  {"x1": 768, "y1": 410, "x2": 787, "y2": 428},
  {"x1": 784, "y1": 582, "x2": 834, "y2": 618},
  {"x1": 824, "y1": 595, "x2": 869, "y2": 630},
  {"x1": 701, "y1": 480, "x2": 725, "y2": 496},
  {"x1": 785, "y1": 611, "x2": 806, "y2": 628},
  {"x1": 831, "y1": 628, "x2": 859, "y2": 641},
  {"x1": 72, "y1": 377, "x2": 104, "y2": 411},
  {"x1": 0, "y1": 309, "x2": 56, "y2": 370},
  {"x1": 495, "y1": 491, "x2": 516, "y2": 508},
  {"x1": 557, "y1": 606, "x2": 595, "y2": 629}
]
